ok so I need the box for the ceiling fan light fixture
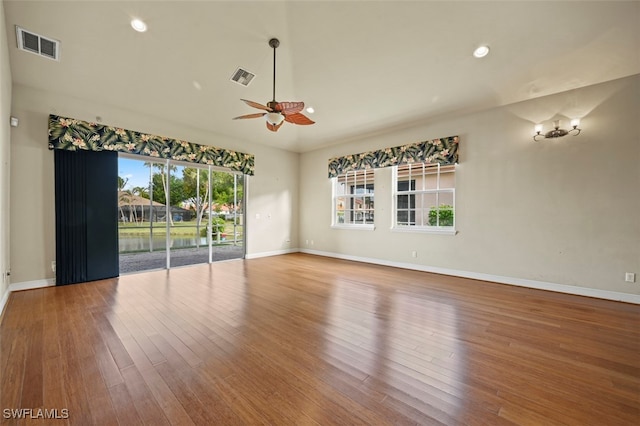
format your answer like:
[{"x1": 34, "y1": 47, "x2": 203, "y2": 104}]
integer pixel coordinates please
[{"x1": 266, "y1": 112, "x2": 285, "y2": 126}]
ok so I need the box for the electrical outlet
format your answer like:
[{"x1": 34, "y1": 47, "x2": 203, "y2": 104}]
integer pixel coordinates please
[
  {"x1": 625, "y1": 272, "x2": 636, "y2": 283},
  {"x1": 305, "y1": 239, "x2": 309, "y2": 245},
  {"x1": 411, "y1": 251, "x2": 417, "y2": 258},
  {"x1": 51, "y1": 261, "x2": 56, "y2": 273},
  {"x1": 310, "y1": 240, "x2": 314, "y2": 246}
]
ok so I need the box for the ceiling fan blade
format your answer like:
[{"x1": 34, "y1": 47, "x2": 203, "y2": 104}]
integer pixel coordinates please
[
  {"x1": 275, "y1": 101, "x2": 305, "y2": 115},
  {"x1": 241, "y1": 99, "x2": 273, "y2": 112},
  {"x1": 284, "y1": 112, "x2": 315, "y2": 125},
  {"x1": 266, "y1": 120, "x2": 284, "y2": 132},
  {"x1": 232, "y1": 112, "x2": 266, "y2": 120}
]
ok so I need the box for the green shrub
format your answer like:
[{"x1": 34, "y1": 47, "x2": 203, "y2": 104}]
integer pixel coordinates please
[
  {"x1": 199, "y1": 218, "x2": 226, "y2": 237},
  {"x1": 428, "y1": 204, "x2": 454, "y2": 227}
]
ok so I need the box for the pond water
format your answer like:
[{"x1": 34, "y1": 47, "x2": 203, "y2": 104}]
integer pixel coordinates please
[{"x1": 119, "y1": 235, "x2": 234, "y2": 253}]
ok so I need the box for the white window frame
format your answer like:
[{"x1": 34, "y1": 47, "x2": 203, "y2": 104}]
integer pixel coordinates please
[
  {"x1": 392, "y1": 163, "x2": 456, "y2": 235},
  {"x1": 331, "y1": 169, "x2": 375, "y2": 230}
]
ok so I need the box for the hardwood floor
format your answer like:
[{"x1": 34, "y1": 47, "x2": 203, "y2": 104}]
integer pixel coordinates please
[{"x1": 1, "y1": 253, "x2": 638, "y2": 425}]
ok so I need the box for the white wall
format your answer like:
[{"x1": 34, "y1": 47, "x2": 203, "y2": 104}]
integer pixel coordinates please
[
  {"x1": 5, "y1": 59, "x2": 638, "y2": 301},
  {"x1": 0, "y1": 0, "x2": 12, "y2": 311},
  {"x1": 9, "y1": 84, "x2": 299, "y2": 284},
  {"x1": 300, "y1": 75, "x2": 640, "y2": 297}
]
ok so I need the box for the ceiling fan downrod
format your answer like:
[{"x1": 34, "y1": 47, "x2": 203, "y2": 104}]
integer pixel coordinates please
[{"x1": 269, "y1": 38, "x2": 279, "y2": 104}]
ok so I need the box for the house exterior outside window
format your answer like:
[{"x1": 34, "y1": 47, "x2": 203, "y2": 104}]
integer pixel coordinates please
[
  {"x1": 392, "y1": 163, "x2": 455, "y2": 234},
  {"x1": 332, "y1": 169, "x2": 375, "y2": 230}
]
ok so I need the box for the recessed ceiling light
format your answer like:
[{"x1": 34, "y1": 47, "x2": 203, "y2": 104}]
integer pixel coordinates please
[
  {"x1": 306, "y1": 107, "x2": 315, "y2": 114},
  {"x1": 131, "y1": 19, "x2": 147, "y2": 33},
  {"x1": 473, "y1": 45, "x2": 490, "y2": 58}
]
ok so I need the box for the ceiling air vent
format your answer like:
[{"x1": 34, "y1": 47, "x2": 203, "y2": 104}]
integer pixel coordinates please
[
  {"x1": 15, "y1": 26, "x2": 60, "y2": 61},
  {"x1": 230, "y1": 67, "x2": 255, "y2": 87}
]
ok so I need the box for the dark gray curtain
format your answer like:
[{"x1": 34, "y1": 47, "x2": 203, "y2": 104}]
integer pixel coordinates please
[{"x1": 54, "y1": 149, "x2": 118, "y2": 285}]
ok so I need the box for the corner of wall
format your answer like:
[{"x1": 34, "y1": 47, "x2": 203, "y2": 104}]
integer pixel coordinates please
[{"x1": 0, "y1": 0, "x2": 14, "y2": 311}]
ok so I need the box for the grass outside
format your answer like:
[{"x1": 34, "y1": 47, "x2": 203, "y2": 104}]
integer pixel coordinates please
[{"x1": 119, "y1": 220, "x2": 242, "y2": 238}]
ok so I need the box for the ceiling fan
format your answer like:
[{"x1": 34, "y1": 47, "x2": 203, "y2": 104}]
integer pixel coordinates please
[{"x1": 233, "y1": 38, "x2": 315, "y2": 132}]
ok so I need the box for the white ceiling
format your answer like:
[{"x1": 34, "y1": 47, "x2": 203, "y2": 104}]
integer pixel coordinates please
[{"x1": 4, "y1": 1, "x2": 640, "y2": 153}]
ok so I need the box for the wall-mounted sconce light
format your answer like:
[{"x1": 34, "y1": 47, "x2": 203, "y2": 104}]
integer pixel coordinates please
[{"x1": 533, "y1": 119, "x2": 581, "y2": 141}]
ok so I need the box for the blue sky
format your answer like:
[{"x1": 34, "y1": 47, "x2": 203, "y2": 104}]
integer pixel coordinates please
[{"x1": 118, "y1": 157, "x2": 150, "y2": 190}]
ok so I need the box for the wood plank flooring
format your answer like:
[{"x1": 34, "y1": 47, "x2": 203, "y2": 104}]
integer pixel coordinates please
[{"x1": 1, "y1": 253, "x2": 638, "y2": 425}]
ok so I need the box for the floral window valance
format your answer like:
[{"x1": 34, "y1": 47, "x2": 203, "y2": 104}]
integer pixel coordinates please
[
  {"x1": 48, "y1": 115, "x2": 255, "y2": 175},
  {"x1": 328, "y1": 136, "x2": 458, "y2": 178}
]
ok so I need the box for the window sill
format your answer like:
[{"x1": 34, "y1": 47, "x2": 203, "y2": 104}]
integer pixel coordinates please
[
  {"x1": 391, "y1": 226, "x2": 457, "y2": 235},
  {"x1": 331, "y1": 224, "x2": 376, "y2": 231}
]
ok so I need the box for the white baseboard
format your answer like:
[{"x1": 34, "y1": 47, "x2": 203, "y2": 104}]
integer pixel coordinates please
[
  {"x1": 299, "y1": 249, "x2": 640, "y2": 304},
  {"x1": 245, "y1": 248, "x2": 299, "y2": 260},
  {"x1": 0, "y1": 288, "x2": 9, "y2": 318},
  {"x1": 10, "y1": 278, "x2": 56, "y2": 292}
]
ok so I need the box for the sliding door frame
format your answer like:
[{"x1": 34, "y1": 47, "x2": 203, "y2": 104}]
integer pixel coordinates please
[{"x1": 118, "y1": 152, "x2": 246, "y2": 270}]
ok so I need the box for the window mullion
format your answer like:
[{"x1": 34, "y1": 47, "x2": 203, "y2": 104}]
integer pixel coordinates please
[{"x1": 362, "y1": 170, "x2": 367, "y2": 225}]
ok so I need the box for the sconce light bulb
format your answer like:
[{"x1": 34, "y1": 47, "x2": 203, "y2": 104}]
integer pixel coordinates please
[
  {"x1": 571, "y1": 118, "x2": 580, "y2": 128},
  {"x1": 534, "y1": 124, "x2": 543, "y2": 134}
]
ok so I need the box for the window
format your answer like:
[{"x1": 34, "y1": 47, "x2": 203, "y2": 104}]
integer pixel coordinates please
[
  {"x1": 396, "y1": 179, "x2": 416, "y2": 225},
  {"x1": 332, "y1": 169, "x2": 375, "y2": 229},
  {"x1": 393, "y1": 163, "x2": 455, "y2": 233}
]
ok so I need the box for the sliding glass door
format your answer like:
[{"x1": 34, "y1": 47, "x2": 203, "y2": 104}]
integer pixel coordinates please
[
  {"x1": 118, "y1": 154, "x2": 244, "y2": 274},
  {"x1": 168, "y1": 163, "x2": 204, "y2": 268},
  {"x1": 209, "y1": 170, "x2": 244, "y2": 262}
]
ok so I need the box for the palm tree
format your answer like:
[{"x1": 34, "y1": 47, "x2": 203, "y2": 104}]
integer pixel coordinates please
[
  {"x1": 183, "y1": 167, "x2": 210, "y2": 228},
  {"x1": 145, "y1": 162, "x2": 177, "y2": 225},
  {"x1": 117, "y1": 176, "x2": 129, "y2": 222},
  {"x1": 132, "y1": 186, "x2": 149, "y2": 223}
]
